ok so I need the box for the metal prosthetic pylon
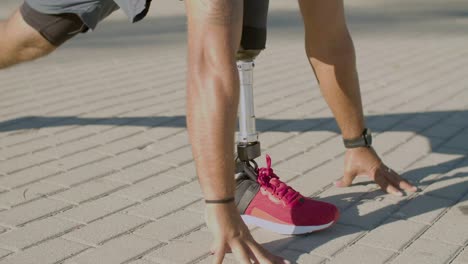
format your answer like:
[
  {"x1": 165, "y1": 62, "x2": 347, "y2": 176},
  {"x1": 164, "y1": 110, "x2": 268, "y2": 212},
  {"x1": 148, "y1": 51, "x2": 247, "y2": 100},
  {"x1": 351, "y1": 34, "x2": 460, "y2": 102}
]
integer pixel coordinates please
[{"x1": 235, "y1": 51, "x2": 262, "y2": 182}]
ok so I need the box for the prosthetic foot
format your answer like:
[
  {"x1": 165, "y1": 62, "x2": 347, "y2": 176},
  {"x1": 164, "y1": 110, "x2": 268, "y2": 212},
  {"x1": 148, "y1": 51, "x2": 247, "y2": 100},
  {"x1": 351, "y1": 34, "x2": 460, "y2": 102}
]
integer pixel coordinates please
[{"x1": 233, "y1": 0, "x2": 339, "y2": 235}]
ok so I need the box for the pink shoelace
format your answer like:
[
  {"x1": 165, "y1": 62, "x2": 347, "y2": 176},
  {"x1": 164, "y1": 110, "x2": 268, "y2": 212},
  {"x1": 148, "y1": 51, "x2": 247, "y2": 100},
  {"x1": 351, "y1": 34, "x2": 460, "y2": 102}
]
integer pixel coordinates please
[{"x1": 257, "y1": 155, "x2": 302, "y2": 206}]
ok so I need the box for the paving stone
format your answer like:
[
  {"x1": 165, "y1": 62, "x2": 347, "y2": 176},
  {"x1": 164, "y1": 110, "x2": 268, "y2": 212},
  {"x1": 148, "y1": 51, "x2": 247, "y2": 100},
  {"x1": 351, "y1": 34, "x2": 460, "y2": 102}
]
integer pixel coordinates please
[
  {"x1": 44, "y1": 150, "x2": 108, "y2": 171},
  {"x1": 0, "y1": 198, "x2": 72, "y2": 227},
  {"x1": 87, "y1": 126, "x2": 146, "y2": 144},
  {"x1": 35, "y1": 139, "x2": 100, "y2": 159},
  {"x1": 126, "y1": 259, "x2": 159, "y2": 264},
  {"x1": 444, "y1": 128, "x2": 468, "y2": 151},
  {"x1": 0, "y1": 181, "x2": 65, "y2": 208},
  {"x1": 113, "y1": 174, "x2": 184, "y2": 202},
  {"x1": 422, "y1": 171, "x2": 468, "y2": 201},
  {"x1": 358, "y1": 218, "x2": 428, "y2": 251},
  {"x1": 133, "y1": 209, "x2": 204, "y2": 242},
  {"x1": 0, "y1": 217, "x2": 80, "y2": 251},
  {"x1": 251, "y1": 228, "x2": 299, "y2": 253},
  {"x1": 272, "y1": 144, "x2": 337, "y2": 176},
  {"x1": 287, "y1": 158, "x2": 343, "y2": 197},
  {"x1": 424, "y1": 122, "x2": 464, "y2": 140},
  {"x1": 279, "y1": 249, "x2": 325, "y2": 264},
  {"x1": 402, "y1": 161, "x2": 457, "y2": 192},
  {"x1": 43, "y1": 162, "x2": 115, "y2": 187},
  {"x1": 0, "y1": 130, "x2": 44, "y2": 149},
  {"x1": 0, "y1": 248, "x2": 11, "y2": 259},
  {"x1": 45, "y1": 126, "x2": 97, "y2": 144},
  {"x1": 422, "y1": 198, "x2": 468, "y2": 246},
  {"x1": 372, "y1": 131, "x2": 414, "y2": 156},
  {"x1": 0, "y1": 153, "x2": 55, "y2": 174},
  {"x1": 63, "y1": 213, "x2": 149, "y2": 246},
  {"x1": 144, "y1": 229, "x2": 211, "y2": 264},
  {"x1": 383, "y1": 135, "x2": 439, "y2": 172},
  {"x1": 64, "y1": 234, "x2": 160, "y2": 264},
  {"x1": 174, "y1": 180, "x2": 203, "y2": 198},
  {"x1": 338, "y1": 192, "x2": 406, "y2": 229},
  {"x1": 328, "y1": 244, "x2": 395, "y2": 264},
  {"x1": 165, "y1": 162, "x2": 197, "y2": 181},
  {"x1": 50, "y1": 178, "x2": 126, "y2": 204},
  {"x1": 143, "y1": 132, "x2": 190, "y2": 155},
  {"x1": 126, "y1": 189, "x2": 201, "y2": 220},
  {"x1": 106, "y1": 159, "x2": 173, "y2": 184},
  {"x1": 142, "y1": 127, "x2": 186, "y2": 142},
  {"x1": 258, "y1": 131, "x2": 294, "y2": 149},
  {"x1": 391, "y1": 238, "x2": 459, "y2": 264},
  {"x1": 57, "y1": 195, "x2": 137, "y2": 224},
  {"x1": 286, "y1": 224, "x2": 364, "y2": 257},
  {"x1": 184, "y1": 200, "x2": 205, "y2": 214},
  {"x1": 92, "y1": 134, "x2": 154, "y2": 155},
  {"x1": 0, "y1": 238, "x2": 89, "y2": 264},
  {"x1": 451, "y1": 247, "x2": 468, "y2": 264},
  {"x1": 315, "y1": 182, "x2": 376, "y2": 211},
  {"x1": 0, "y1": 138, "x2": 55, "y2": 159},
  {"x1": 0, "y1": 164, "x2": 62, "y2": 189},
  {"x1": 394, "y1": 194, "x2": 454, "y2": 225},
  {"x1": 155, "y1": 146, "x2": 193, "y2": 167},
  {"x1": 263, "y1": 140, "x2": 306, "y2": 164},
  {"x1": 95, "y1": 149, "x2": 160, "y2": 171}
]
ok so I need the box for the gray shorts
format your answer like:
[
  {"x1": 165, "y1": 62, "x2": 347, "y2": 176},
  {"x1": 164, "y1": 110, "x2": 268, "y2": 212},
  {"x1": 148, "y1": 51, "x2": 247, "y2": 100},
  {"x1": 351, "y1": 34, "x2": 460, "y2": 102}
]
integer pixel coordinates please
[
  {"x1": 22, "y1": 0, "x2": 269, "y2": 50},
  {"x1": 21, "y1": 0, "x2": 151, "y2": 46},
  {"x1": 25, "y1": 0, "x2": 150, "y2": 31}
]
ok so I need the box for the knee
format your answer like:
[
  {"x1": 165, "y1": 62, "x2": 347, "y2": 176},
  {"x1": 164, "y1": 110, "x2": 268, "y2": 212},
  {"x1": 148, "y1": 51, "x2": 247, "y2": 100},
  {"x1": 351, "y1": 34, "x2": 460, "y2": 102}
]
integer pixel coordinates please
[
  {"x1": 15, "y1": 36, "x2": 56, "y2": 62},
  {"x1": 0, "y1": 10, "x2": 56, "y2": 67},
  {"x1": 305, "y1": 31, "x2": 355, "y2": 65}
]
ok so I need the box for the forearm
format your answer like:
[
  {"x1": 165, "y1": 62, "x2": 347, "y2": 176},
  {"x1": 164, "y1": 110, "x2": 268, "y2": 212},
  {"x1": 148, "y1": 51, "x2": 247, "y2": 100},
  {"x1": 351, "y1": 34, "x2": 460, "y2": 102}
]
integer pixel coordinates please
[{"x1": 306, "y1": 32, "x2": 365, "y2": 139}]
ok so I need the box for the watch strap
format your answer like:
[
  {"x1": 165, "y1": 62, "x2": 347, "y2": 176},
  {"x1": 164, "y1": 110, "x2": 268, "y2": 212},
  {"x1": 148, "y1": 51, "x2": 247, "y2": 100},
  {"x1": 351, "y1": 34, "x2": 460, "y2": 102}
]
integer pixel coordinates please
[{"x1": 343, "y1": 128, "x2": 372, "y2": 148}]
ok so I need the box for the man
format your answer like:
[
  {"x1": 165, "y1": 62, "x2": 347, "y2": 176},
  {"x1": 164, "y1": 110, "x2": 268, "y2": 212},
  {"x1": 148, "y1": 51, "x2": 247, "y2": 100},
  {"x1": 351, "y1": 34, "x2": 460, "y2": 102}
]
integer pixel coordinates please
[{"x1": 0, "y1": 0, "x2": 417, "y2": 263}]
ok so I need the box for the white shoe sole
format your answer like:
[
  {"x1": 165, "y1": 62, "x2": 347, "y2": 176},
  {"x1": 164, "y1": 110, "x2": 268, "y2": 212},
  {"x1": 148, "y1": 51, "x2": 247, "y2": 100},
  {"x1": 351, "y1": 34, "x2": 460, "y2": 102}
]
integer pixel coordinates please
[{"x1": 241, "y1": 214, "x2": 336, "y2": 235}]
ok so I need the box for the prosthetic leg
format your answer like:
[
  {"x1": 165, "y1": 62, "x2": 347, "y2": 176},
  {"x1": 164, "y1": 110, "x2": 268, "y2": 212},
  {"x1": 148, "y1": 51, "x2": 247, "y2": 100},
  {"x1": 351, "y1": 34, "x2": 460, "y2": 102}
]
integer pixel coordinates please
[
  {"x1": 233, "y1": 1, "x2": 340, "y2": 233},
  {"x1": 235, "y1": 0, "x2": 269, "y2": 182}
]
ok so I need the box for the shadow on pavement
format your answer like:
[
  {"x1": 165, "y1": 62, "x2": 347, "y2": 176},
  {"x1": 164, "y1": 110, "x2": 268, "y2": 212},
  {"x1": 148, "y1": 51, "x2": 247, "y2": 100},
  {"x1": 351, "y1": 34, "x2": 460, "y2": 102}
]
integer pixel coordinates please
[
  {"x1": 1, "y1": 110, "x2": 466, "y2": 263},
  {"x1": 1, "y1": 109, "x2": 466, "y2": 154}
]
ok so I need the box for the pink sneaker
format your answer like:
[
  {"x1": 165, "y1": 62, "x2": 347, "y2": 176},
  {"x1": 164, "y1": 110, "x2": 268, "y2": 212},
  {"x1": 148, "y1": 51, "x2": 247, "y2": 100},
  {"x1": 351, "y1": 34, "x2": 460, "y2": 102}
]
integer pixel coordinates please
[{"x1": 235, "y1": 155, "x2": 339, "y2": 235}]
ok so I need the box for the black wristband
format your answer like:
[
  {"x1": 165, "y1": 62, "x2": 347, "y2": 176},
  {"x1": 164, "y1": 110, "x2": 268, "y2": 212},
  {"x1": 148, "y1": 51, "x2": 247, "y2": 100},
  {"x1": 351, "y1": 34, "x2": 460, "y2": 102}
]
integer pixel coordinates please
[
  {"x1": 343, "y1": 128, "x2": 372, "y2": 148},
  {"x1": 205, "y1": 197, "x2": 235, "y2": 204}
]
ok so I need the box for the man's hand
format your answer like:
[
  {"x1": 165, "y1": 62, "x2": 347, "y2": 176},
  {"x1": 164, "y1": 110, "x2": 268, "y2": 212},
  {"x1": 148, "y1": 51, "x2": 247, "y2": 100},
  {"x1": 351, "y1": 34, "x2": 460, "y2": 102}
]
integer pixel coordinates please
[
  {"x1": 335, "y1": 147, "x2": 418, "y2": 196},
  {"x1": 205, "y1": 203, "x2": 290, "y2": 264}
]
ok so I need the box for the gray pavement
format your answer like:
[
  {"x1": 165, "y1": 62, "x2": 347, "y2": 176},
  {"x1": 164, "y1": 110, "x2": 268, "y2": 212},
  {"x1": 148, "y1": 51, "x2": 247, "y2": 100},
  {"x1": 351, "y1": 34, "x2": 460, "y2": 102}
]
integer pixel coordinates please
[{"x1": 0, "y1": 1, "x2": 467, "y2": 263}]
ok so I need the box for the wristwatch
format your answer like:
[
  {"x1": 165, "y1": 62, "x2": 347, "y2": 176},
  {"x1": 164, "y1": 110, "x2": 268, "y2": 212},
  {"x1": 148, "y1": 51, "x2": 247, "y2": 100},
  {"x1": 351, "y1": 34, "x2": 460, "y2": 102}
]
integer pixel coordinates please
[{"x1": 343, "y1": 128, "x2": 372, "y2": 148}]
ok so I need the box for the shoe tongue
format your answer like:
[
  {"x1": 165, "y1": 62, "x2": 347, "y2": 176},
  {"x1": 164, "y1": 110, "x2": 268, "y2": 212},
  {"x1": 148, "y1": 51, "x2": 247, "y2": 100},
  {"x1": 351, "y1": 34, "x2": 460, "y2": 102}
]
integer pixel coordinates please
[
  {"x1": 265, "y1": 154, "x2": 272, "y2": 169},
  {"x1": 269, "y1": 177, "x2": 282, "y2": 187}
]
